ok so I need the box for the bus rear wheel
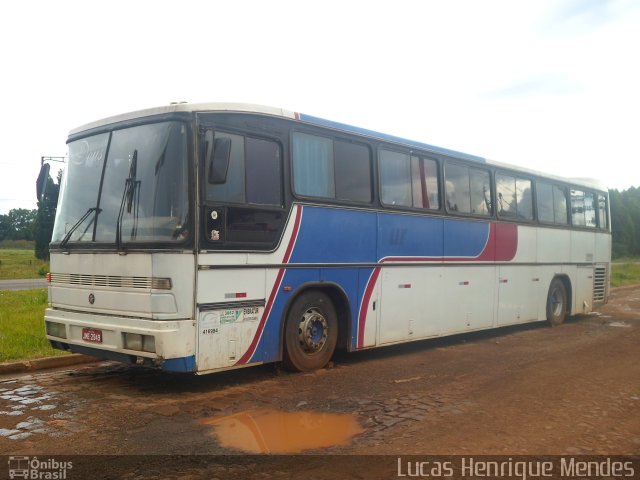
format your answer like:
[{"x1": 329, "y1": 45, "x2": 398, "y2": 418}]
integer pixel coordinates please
[
  {"x1": 546, "y1": 278, "x2": 568, "y2": 326},
  {"x1": 283, "y1": 291, "x2": 338, "y2": 372}
]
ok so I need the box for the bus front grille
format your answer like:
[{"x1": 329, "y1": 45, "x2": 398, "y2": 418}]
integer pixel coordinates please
[{"x1": 49, "y1": 273, "x2": 172, "y2": 290}]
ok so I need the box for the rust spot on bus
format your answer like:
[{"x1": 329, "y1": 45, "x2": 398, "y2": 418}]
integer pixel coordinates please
[{"x1": 200, "y1": 409, "x2": 363, "y2": 453}]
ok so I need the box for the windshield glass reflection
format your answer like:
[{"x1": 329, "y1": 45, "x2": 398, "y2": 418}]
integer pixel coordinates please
[{"x1": 52, "y1": 121, "x2": 190, "y2": 245}]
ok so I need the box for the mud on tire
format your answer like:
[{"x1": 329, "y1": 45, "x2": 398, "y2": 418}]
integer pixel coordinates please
[{"x1": 283, "y1": 291, "x2": 338, "y2": 372}]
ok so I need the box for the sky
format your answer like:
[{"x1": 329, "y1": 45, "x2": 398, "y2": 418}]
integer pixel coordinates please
[{"x1": 1, "y1": 0, "x2": 639, "y2": 214}]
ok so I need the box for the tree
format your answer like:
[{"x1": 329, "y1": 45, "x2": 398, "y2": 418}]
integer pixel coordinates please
[
  {"x1": 34, "y1": 170, "x2": 61, "y2": 259},
  {"x1": 609, "y1": 187, "x2": 640, "y2": 258},
  {"x1": 0, "y1": 214, "x2": 10, "y2": 241},
  {"x1": 4, "y1": 208, "x2": 37, "y2": 241}
]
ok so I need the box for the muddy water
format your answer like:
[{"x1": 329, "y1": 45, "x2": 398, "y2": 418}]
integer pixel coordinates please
[{"x1": 201, "y1": 409, "x2": 363, "y2": 453}]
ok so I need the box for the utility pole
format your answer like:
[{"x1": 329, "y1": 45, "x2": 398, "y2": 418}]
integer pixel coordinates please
[{"x1": 40, "y1": 156, "x2": 66, "y2": 166}]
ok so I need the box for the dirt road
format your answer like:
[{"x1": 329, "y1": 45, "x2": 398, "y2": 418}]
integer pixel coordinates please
[{"x1": 1, "y1": 287, "x2": 639, "y2": 478}]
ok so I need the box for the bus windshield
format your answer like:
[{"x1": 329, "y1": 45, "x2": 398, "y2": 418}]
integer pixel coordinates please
[{"x1": 52, "y1": 121, "x2": 190, "y2": 246}]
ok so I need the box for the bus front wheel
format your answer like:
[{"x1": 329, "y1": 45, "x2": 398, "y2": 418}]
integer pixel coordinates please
[
  {"x1": 283, "y1": 290, "x2": 338, "y2": 372},
  {"x1": 546, "y1": 278, "x2": 568, "y2": 326}
]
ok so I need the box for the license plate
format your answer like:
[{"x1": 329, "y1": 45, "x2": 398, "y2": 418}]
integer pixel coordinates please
[{"x1": 82, "y1": 328, "x2": 103, "y2": 344}]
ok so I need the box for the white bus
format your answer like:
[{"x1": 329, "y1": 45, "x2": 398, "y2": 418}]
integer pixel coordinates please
[{"x1": 39, "y1": 103, "x2": 611, "y2": 374}]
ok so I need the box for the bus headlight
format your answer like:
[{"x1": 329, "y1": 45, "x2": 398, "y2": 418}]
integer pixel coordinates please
[
  {"x1": 45, "y1": 321, "x2": 67, "y2": 339},
  {"x1": 123, "y1": 333, "x2": 156, "y2": 353},
  {"x1": 142, "y1": 335, "x2": 155, "y2": 353},
  {"x1": 124, "y1": 333, "x2": 143, "y2": 351}
]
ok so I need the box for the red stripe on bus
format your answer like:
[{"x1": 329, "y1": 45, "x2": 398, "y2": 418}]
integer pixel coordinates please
[
  {"x1": 357, "y1": 267, "x2": 381, "y2": 349},
  {"x1": 381, "y1": 223, "x2": 518, "y2": 263},
  {"x1": 236, "y1": 205, "x2": 303, "y2": 365}
]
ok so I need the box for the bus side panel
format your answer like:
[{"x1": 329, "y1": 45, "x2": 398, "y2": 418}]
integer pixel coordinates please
[
  {"x1": 377, "y1": 212, "x2": 445, "y2": 344},
  {"x1": 594, "y1": 231, "x2": 612, "y2": 264},
  {"x1": 497, "y1": 226, "x2": 539, "y2": 326},
  {"x1": 196, "y1": 267, "x2": 268, "y2": 371},
  {"x1": 378, "y1": 266, "x2": 443, "y2": 343},
  {"x1": 575, "y1": 265, "x2": 595, "y2": 314},
  {"x1": 537, "y1": 228, "x2": 571, "y2": 319},
  {"x1": 440, "y1": 266, "x2": 495, "y2": 334},
  {"x1": 571, "y1": 230, "x2": 597, "y2": 314}
]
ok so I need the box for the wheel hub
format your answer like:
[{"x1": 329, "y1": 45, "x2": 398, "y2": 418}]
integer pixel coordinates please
[
  {"x1": 298, "y1": 308, "x2": 328, "y2": 354},
  {"x1": 551, "y1": 289, "x2": 563, "y2": 316}
]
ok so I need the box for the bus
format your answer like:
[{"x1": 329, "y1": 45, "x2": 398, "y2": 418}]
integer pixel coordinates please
[{"x1": 38, "y1": 103, "x2": 611, "y2": 374}]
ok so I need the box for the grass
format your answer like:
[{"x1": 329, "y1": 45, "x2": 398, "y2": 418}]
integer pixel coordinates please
[
  {"x1": 0, "y1": 289, "x2": 66, "y2": 362},
  {"x1": 0, "y1": 248, "x2": 49, "y2": 280},
  {"x1": 611, "y1": 261, "x2": 640, "y2": 288}
]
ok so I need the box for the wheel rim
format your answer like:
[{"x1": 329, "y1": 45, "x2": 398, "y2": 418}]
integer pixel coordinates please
[
  {"x1": 297, "y1": 307, "x2": 329, "y2": 354},
  {"x1": 550, "y1": 288, "x2": 563, "y2": 317}
]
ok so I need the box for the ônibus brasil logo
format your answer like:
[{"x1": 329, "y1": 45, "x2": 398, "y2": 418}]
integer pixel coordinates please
[{"x1": 7, "y1": 456, "x2": 72, "y2": 479}]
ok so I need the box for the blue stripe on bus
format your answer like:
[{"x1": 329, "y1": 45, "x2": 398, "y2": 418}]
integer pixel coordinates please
[
  {"x1": 245, "y1": 206, "x2": 498, "y2": 363},
  {"x1": 288, "y1": 207, "x2": 490, "y2": 263},
  {"x1": 162, "y1": 355, "x2": 197, "y2": 373},
  {"x1": 296, "y1": 113, "x2": 486, "y2": 163}
]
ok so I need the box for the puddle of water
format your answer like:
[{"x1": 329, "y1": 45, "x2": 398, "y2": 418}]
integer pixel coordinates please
[{"x1": 201, "y1": 409, "x2": 363, "y2": 453}]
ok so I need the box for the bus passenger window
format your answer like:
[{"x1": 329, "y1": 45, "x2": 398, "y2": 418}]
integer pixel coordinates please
[
  {"x1": 497, "y1": 174, "x2": 517, "y2": 217},
  {"x1": 292, "y1": 132, "x2": 335, "y2": 198},
  {"x1": 497, "y1": 173, "x2": 532, "y2": 220},
  {"x1": 536, "y1": 182, "x2": 554, "y2": 222},
  {"x1": 516, "y1": 179, "x2": 533, "y2": 220},
  {"x1": 380, "y1": 149, "x2": 412, "y2": 207},
  {"x1": 245, "y1": 138, "x2": 282, "y2": 206},
  {"x1": 470, "y1": 168, "x2": 491, "y2": 216},
  {"x1": 445, "y1": 163, "x2": 471, "y2": 213},
  {"x1": 597, "y1": 194, "x2": 608, "y2": 229},
  {"x1": 537, "y1": 181, "x2": 567, "y2": 225},
  {"x1": 570, "y1": 189, "x2": 586, "y2": 226},
  {"x1": 553, "y1": 185, "x2": 568, "y2": 224},
  {"x1": 411, "y1": 156, "x2": 440, "y2": 210},
  {"x1": 571, "y1": 189, "x2": 596, "y2": 228},
  {"x1": 335, "y1": 141, "x2": 372, "y2": 202},
  {"x1": 584, "y1": 192, "x2": 596, "y2": 228}
]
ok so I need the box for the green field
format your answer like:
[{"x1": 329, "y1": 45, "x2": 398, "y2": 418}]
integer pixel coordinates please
[
  {"x1": 0, "y1": 289, "x2": 66, "y2": 362},
  {"x1": 0, "y1": 247, "x2": 49, "y2": 280},
  {"x1": 611, "y1": 261, "x2": 640, "y2": 287}
]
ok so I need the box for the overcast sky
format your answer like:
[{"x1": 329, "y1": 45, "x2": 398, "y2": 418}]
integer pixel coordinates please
[{"x1": 1, "y1": 0, "x2": 639, "y2": 214}]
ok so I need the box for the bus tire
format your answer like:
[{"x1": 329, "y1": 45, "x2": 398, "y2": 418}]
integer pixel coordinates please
[
  {"x1": 546, "y1": 278, "x2": 568, "y2": 326},
  {"x1": 283, "y1": 290, "x2": 338, "y2": 372}
]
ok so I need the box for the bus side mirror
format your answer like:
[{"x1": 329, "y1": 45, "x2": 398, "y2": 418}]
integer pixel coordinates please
[
  {"x1": 208, "y1": 137, "x2": 231, "y2": 184},
  {"x1": 36, "y1": 163, "x2": 51, "y2": 202}
]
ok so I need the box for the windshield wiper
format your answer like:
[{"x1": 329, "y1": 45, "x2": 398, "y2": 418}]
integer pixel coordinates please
[
  {"x1": 116, "y1": 150, "x2": 141, "y2": 250},
  {"x1": 59, "y1": 207, "x2": 101, "y2": 248}
]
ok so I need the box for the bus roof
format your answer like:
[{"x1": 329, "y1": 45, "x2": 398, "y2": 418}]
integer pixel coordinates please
[{"x1": 69, "y1": 102, "x2": 607, "y2": 192}]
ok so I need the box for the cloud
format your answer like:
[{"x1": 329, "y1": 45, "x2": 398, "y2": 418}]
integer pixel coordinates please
[
  {"x1": 539, "y1": 0, "x2": 640, "y2": 35},
  {"x1": 482, "y1": 74, "x2": 579, "y2": 99}
]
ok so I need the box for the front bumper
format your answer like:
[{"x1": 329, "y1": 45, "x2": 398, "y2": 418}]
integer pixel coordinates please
[{"x1": 44, "y1": 308, "x2": 197, "y2": 372}]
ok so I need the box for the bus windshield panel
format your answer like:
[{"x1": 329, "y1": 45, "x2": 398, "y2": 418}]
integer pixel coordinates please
[{"x1": 52, "y1": 121, "x2": 190, "y2": 246}]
